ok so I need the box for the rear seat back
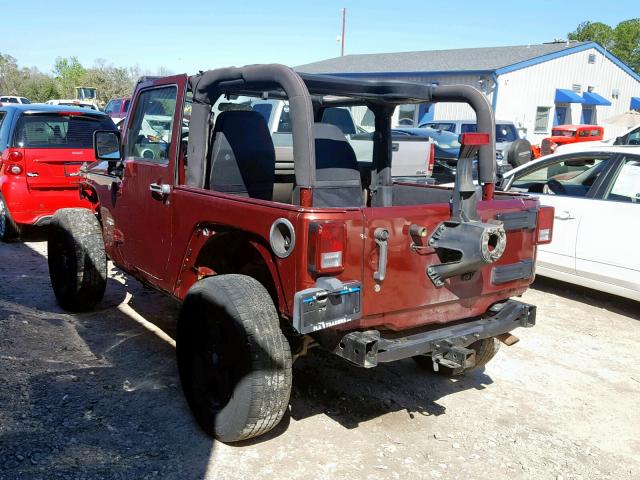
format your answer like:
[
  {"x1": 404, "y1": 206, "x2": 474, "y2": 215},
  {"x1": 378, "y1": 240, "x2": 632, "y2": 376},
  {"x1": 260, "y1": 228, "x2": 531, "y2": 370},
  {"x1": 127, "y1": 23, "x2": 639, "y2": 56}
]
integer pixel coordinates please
[
  {"x1": 312, "y1": 123, "x2": 364, "y2": 208},
  {"x1": 208, "y1": 111, "x2": 275, "y2": 201}
]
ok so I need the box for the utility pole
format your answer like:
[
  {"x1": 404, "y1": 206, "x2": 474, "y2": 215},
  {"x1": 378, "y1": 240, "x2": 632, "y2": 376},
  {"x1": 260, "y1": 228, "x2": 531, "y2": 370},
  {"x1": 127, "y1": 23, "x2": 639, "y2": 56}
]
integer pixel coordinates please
[{"x1": 340, "y1": 8, "x2": 346, "y2": 56}]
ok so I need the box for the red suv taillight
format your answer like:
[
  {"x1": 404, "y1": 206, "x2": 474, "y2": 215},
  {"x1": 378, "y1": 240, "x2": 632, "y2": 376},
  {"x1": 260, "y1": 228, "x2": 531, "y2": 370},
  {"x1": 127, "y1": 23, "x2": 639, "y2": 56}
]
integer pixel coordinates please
[
  {"x1": 536, "y1": 206, "x2": 554, "y2": 245},
  {"x1": 4, "y1": 149, "x2": 24, "y2": 176},
  {"x1": 427, "y1": 142, "x2": 435, "y2": 173},
  {"x1": 308, "y1": 221, "x2": 346, "y2": 275}
]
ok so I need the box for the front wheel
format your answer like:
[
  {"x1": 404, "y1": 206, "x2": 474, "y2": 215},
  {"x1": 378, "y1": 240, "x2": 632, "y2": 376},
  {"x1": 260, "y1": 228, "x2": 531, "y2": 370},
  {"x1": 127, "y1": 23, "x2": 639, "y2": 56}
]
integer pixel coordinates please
[
  {"x1": 48, "y1": 208, "x2": 107, "y2": 311},
  {"x1": 177, "y1": 274, "x2": 292, "y2": 442},
  {"x1": 413, "y1": 337, "x2": 501, "y2": 376}
]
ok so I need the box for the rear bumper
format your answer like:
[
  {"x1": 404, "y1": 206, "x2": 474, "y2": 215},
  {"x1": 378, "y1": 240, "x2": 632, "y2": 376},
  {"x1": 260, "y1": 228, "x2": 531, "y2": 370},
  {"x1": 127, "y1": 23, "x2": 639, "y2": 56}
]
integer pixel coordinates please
[
  {"x1": 1, "y1": 179, "x2": 89, "y2": 225},
  {"x1": 334, "y1": 299, "x2": 536, "y2": 368}
]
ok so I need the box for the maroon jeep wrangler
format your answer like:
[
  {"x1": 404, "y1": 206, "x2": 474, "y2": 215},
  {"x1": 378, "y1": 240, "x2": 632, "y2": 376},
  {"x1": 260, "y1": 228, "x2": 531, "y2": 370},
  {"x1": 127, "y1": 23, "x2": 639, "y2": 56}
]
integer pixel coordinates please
[{"x1": 47, "y1": 64, "x2": 553, "y2": 442}]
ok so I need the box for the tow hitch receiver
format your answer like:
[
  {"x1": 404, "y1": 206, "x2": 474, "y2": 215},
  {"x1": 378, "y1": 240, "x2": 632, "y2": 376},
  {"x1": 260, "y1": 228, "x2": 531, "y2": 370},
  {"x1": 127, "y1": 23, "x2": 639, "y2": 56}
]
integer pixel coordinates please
[
  {"x1": 333, "y1": 299, "x2": 535, "y2": 368},
  {"x1": 431, "y1": 345, "x2": 476, "y2": 372}
]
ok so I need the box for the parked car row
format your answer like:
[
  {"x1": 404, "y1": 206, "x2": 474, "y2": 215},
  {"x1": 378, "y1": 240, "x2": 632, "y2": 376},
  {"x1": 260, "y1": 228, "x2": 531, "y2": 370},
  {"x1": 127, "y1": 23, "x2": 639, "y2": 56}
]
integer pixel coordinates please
[
  {"x1": 0, "y1": 95, "x2": 31, "y2": 104},
  {"x1": 0, "y1": 94, "x2": 131, "y2": 124},
  {"x1": 419, "y1": 118, "x2": 528, "y2": 165}
]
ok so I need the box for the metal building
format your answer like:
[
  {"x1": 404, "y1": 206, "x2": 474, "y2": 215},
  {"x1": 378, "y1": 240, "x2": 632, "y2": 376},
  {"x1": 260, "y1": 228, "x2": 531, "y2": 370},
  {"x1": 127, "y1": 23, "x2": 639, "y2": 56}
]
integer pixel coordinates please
[{"x1": 297, "y1": 41, "x2": 640, "y2": 143}]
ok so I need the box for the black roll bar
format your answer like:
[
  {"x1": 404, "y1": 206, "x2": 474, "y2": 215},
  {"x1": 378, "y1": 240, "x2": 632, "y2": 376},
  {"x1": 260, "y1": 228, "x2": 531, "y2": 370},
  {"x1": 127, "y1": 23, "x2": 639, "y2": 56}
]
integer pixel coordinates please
[
  {"x1": 430, "y1": 85, "x2": 496, "y2": 184},
  {"x1": 185, "y1": 65, "x2": 497, "y2": 192}
]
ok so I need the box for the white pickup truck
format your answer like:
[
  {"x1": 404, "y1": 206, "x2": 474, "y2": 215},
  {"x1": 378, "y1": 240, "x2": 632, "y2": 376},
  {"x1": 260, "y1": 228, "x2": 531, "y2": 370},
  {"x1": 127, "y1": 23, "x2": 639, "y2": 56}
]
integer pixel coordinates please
[{"x1": 216, "y1": 98, "x2": 435, "y2": 183}]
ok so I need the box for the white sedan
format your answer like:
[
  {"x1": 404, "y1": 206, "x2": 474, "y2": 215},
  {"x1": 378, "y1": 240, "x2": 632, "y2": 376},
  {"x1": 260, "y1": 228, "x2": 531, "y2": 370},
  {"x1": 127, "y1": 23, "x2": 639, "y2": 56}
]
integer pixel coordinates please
[{"x1": 499, "y1": 145, "x2": 640, "y2": 301}]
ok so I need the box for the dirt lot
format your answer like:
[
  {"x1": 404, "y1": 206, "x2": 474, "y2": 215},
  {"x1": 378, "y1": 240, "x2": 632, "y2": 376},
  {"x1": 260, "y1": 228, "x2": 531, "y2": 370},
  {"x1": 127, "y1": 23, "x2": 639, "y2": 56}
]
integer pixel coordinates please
[{"x1": 0, "y1": 238, "x2": 639, "y2": 480}]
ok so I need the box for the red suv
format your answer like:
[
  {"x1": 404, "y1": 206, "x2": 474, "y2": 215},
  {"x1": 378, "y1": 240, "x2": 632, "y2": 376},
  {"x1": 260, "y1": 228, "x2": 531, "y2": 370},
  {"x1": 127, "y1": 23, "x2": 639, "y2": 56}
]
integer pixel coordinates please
[
  {"x1": 103, "y1": 97, "x2": 131, "y2": 125},
  {"x1": 0, "y1": 104, "x2": 117, "y2": 240},
  {"x1": 539, "y1": 124, "x2": 604, "y2": 156}
]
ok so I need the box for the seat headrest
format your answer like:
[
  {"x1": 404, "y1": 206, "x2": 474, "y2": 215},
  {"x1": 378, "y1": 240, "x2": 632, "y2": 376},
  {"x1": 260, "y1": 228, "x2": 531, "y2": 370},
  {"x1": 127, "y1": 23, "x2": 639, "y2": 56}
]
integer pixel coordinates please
[
  {"x1": 213, "y1": 110, "x2": 271, "y2": 137},
  {"x1": 313, "y1": 123, "x2": 359, "y2": 174},
  {"x1": 321, "y1": 108, "x2": 357, "y2": 135},
  {"x1": 209, "y1": 111, "x2": 275, "y2": 200}
]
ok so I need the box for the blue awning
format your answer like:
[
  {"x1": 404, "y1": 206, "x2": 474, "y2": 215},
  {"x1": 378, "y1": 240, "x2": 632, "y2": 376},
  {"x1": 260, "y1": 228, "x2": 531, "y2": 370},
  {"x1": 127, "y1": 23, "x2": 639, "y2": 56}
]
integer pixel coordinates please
[
  {"x1": 582, "y1": 91, "x2": 611, "y2": 106},
  {"x1": 631, "y1": 97, "x2": 640, "y2": 111},
  {"x1": 555, "y1": 88, "x2": 584, "y2": 103}
]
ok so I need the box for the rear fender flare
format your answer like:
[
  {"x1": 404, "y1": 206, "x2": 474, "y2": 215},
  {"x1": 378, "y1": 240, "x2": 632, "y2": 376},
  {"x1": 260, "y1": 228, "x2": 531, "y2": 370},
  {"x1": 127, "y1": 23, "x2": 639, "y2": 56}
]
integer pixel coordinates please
[{"x1": 173, "y1": 226, "x2": 288, "y2": 316}]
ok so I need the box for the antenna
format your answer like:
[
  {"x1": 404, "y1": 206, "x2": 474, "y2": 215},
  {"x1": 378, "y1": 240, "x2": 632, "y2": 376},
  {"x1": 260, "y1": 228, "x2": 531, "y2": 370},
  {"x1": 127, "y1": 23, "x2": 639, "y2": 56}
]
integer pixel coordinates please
[{"x1": 339, "y1": 8, "x2": 346, "y2": 56}]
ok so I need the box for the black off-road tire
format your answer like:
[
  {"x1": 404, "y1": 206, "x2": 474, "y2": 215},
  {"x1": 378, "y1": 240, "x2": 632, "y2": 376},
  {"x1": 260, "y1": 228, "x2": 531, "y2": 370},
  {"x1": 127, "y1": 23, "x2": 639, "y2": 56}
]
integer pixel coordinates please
[
  {"x1": 413, "y1": 337, "x2": 501, "y2": 376},
  {"x1": 177, "y1": 274, "x2": 292, "y2": 443},
  {"x1": 47, "y1": 208, "x2": 107, "y2": 311},
  {"x1": 0, "y1": 193, "x2": 21, "y2": 242}
]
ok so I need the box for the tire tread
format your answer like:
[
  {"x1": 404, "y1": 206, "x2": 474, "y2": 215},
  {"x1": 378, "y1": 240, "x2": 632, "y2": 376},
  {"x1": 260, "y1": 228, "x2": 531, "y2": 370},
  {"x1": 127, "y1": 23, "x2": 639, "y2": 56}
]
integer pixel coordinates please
[{"x1": 178, "y1": 274, "x2": 292, "y2": 442}]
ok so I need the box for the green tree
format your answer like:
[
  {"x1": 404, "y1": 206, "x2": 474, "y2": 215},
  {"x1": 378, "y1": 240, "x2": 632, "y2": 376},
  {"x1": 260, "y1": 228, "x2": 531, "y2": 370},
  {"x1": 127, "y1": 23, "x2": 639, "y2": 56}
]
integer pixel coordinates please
[
  {"x1": 18, "y1": 71, "x2": 59, "y2": 102},
  {"x1": 0, "y1": 53, "x2": 21, "y2": 94},
  {"x1": 52, "y1": 56, "x2": 87, "y2": 98},
  {"x1": 612, "y1": 19, "x2": 640, "y2": 73},
  {"x1": 568, "y1": 21, "x2": 615, "y2": 49},
  {"x1": 2, "y1": 52, "x2": 166, "y2": 104},
  {"x1": 568, "y1": 18, "x2": 640, "y2": 72},
  {"x1": 84, "y1": 61, "x2": 135, "y2": 104}
]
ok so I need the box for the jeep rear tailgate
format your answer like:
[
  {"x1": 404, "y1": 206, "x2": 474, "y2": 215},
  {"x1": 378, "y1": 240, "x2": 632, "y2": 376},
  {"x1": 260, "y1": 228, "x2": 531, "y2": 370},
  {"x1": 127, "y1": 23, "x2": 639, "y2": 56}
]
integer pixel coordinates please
[{"x1": 359, "y1": 195, "x2": 540, "y2": 331}]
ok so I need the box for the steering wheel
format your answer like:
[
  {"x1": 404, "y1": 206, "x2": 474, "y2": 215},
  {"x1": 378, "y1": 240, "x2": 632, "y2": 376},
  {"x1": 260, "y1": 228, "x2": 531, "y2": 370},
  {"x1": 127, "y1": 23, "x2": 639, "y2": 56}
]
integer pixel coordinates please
[{"x1": 543, "y1": 178, "x2": 566, "y2": 195}]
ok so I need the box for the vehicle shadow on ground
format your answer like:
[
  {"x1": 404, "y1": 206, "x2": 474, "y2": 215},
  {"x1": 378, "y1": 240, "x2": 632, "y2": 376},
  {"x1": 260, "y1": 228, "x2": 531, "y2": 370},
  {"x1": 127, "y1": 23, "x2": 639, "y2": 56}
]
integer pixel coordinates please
[
  {"x1": 286, "y1": 350, "x2": 493, "y2": 431},
  {"x1": 0, "y1": 240, "x2": 214, "y2": 480},
  {"x1": 532, "y1": 276, "x2": 639, "y2": 321},
  {"x1": 1, "y1": 239, "x2": 496, "y2": 477},
  {"x1": 0, "y1": 320, "x2": 214, "y2": 480}
]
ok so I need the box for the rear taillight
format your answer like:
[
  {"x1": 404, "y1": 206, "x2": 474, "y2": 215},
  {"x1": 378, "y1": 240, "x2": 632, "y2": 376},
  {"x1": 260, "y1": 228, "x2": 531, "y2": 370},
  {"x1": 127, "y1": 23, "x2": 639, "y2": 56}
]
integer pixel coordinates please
[
  {"x1": 7, "y1": 150, "x2": 23, "y2": 163},
  {"x1": 536, "y1": 206, "x2": 554, "y2": 244},
  {"x1": 308, "y1": 221, "x2": 346, "y2": 275},
  {"x1": 4, "y1": 149, "x2": 24, "y2": 175},
  {"x1": 428, "y1": 142, "x2": 435, "y2": 173}
]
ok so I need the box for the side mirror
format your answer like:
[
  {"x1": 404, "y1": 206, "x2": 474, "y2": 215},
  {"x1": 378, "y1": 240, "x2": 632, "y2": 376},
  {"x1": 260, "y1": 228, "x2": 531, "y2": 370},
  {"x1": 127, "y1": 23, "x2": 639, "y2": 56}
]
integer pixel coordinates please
[{"x1": 94, "y1": 130, "x2": 122, "y2": 161}]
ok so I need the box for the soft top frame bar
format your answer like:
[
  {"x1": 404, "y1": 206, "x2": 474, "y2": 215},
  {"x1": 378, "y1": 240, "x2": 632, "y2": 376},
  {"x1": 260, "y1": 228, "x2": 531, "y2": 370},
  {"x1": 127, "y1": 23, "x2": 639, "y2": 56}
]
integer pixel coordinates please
[{"x1": 186, "y1": 63, "x2": 496, "y2": 190}]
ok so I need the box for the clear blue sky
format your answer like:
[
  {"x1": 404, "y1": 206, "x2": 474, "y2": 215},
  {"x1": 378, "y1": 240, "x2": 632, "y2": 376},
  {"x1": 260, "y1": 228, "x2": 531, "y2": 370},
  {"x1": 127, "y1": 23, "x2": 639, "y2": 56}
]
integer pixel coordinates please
[{"x1": 3, "y1": 0, "x2": 637, "y2": 74}]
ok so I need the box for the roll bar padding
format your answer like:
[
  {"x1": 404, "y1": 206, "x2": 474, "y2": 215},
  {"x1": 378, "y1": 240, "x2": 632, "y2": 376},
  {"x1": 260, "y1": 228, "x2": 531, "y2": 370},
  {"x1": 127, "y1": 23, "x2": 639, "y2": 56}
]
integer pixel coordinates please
[{"x1": 430, "y1": 85, "x2": 496, "y2": 184}]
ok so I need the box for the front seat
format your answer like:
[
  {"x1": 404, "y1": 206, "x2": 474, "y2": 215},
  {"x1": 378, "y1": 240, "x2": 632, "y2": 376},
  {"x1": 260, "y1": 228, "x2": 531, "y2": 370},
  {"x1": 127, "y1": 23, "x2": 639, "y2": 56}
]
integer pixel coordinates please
[
  {"x1": 312, "y1": 123, "x2": 364, "y2": 208},
  {"x1": 52, "y1": 125, "x2": 63, "y2": 142},
  {"x1": 208, "y1": 111, "x2": 276, "y2": 201}
]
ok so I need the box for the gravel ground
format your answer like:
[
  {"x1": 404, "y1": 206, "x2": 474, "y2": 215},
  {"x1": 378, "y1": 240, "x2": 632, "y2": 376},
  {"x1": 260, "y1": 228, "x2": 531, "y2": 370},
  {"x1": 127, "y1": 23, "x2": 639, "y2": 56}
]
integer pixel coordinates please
[{"x1": 0, "y1": 237, "x2": 639, "y2": 480}]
